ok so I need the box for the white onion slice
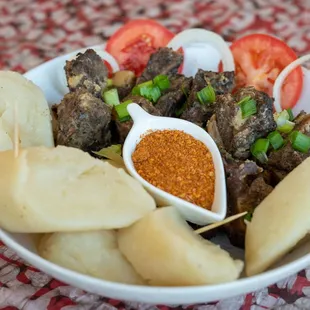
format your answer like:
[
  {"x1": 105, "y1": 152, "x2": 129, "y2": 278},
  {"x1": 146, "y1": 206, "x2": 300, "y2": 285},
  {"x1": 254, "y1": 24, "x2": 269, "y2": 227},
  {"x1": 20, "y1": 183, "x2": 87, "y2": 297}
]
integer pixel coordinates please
[
  {"x1": 167, "y1": 29, "x2": 235, "y2": 72},
  {"x1": 57, "y1": 48, "x2": 120, "y2": 96},
  {"x1": 273, "y1": 54, "x2": 310, "y2": 112}
]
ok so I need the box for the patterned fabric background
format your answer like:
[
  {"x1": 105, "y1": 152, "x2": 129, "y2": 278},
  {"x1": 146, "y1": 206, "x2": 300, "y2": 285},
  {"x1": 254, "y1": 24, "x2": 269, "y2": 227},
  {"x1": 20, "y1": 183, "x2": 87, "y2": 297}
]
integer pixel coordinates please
[{"x1": 1, "y1": 0, "x2": 310, "y2": 309}]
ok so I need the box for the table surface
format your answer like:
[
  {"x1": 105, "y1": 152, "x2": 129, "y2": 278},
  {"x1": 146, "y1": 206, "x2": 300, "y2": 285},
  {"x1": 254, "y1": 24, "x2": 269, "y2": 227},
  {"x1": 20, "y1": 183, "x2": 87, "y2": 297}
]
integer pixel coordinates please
[{"x1": 1, "y1": 0, "x2": 310, "y2": 309}]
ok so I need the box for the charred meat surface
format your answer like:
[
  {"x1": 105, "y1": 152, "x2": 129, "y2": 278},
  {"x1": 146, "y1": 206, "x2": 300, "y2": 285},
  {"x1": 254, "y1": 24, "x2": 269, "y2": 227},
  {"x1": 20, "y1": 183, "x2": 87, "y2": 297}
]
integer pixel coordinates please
[
  {"x1": 224, "y1": 157, "x2": 273, "y2": 248},
  {"x1": 114, "y1": 95, "x2": 161, "y2": 143},
  {"x1": 215, "y1": 86, "x2": 276, "y2": 159},
  {"x1": 156, "y1": 75, "x2": 192, "y2": 117},
  {"x1": 181, "y1": 70, "x2": 235, "y2": 127},
  {"x1": 55, "y1": 90, "x2": 112, "y2": 152},
  {"x1": 137, "y1": 47, "x2": 183, "y2": 84},
  {"x1": 65, "y1": 49, "x2": 108, "y2": 97}
]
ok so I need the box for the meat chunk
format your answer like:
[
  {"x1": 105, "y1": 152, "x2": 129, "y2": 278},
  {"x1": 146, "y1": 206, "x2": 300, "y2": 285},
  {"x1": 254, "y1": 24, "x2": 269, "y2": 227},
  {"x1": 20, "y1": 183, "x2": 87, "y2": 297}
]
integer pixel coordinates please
[
  {"x1": 65, "y1": 49, "x2": 108, "y2": 97},
  {"x1": 207, "y1": 116, "x2": 273, "y2": 247},
  {"x1": 114, "y1": 95, "x2": 161, "y2": 143},
  {"x1": 181, "y1": 70, "x2": 235, "y2": 127},
  {"x1": 156, "y1": 75, "x2": 192, "y2": 117},
  {"x1": 55, "y1": 90, "x2": 112, "y2": 152},
  {"x1": 224, "y1": 156, "x2": 273, "y2": 248},
  {"x1": 215, "y1": 86, "x2": 276, "y2": 159},
  {"x1": 137, "y1": 48, "x2": 183, "y2": 84},
  {"x1": 268, "y1": 112, "x2": 310, "y2": 172}
]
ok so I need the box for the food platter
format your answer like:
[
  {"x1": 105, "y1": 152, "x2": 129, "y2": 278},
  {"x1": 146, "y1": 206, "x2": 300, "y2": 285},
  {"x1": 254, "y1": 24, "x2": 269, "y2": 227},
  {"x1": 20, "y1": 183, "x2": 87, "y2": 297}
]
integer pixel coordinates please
[{"x1": 1, "y1": 22, "x2": 310, "y2": 305}]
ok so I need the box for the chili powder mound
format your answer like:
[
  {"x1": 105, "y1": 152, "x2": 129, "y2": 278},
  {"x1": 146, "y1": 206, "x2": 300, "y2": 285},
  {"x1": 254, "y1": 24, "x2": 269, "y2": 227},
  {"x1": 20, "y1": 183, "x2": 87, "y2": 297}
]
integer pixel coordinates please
[{"x1": 132, "y1": 130, "x2": 215, "y2": 210}]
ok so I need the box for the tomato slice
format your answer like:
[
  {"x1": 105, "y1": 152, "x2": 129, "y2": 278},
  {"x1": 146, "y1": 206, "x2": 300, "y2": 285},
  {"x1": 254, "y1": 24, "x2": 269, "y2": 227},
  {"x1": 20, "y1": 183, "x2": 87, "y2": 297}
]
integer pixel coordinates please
[
  {"x1": 230, "y1": 34, "x2": 303, "y2": 110},
  {"x1": 106, "y1": 19, "x2": 175, "y2": 76}
]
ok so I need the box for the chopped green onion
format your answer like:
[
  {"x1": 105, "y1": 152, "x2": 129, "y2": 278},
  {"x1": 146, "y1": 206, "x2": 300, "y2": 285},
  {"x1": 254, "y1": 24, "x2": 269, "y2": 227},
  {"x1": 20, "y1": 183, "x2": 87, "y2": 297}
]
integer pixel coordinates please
[
  {"x1": 289, "y1": 130, "x2": 310, "y2": 153},
  {"x1": 140, "y1": 84, "x2": 161, "y2": 103},
  {"x1": 274, "y1": 110, "x2": 290, "y2": 126},
  {"x1": 278, "y1": 120, "x2": 295, "y2": 133},
  {"x1": 102, "y1": 88, "x2": 120, "y2": 107},
  {"x1": 250, "y1": 138, "x2": 270, "y2": 163},
  {"x1": 118, "y1": 115, "x2": 131, "y2": 122},
  {"x1": 107, "y1": 78, "x2": 113, "y2": 87},
  {"x1": 237, "y1": 96, "x2": 257, "y2": 119},
  {"x1": 287, "y1": 108, "x2": 294, "y2": 121},
  {"x1": 244, "y1": 212, "x2": 252, "y2": 222},
  {"x1": 153, "y1": 74, "x2": 170, "y2": 91},
  {"x1": 115, "y1": 100, "x2": 132, "y2": 122},
  {"x1": 267, "y1": 131, "x2": 284, "y2": 150},
  {"x1": 132, "y1": 80, "x2": 153, "y2": 96},
  {"x1": 132, "y1": 85, "x2": 140, "y2": 95},
  {"x1": 274, "y1": 109, "x2": 295, "y2": 133},
  {"x1": 197, "y1": 84, "x2": 216, "y2": 105}
]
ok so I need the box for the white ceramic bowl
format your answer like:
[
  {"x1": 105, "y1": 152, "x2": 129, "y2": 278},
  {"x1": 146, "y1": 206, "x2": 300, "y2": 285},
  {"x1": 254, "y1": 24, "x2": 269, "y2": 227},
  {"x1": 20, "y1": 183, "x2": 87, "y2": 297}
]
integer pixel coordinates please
[
  {"x1": 123, "y1": 103, "x2": 226, "y2": 225},
  {"x1": 1, "y1": 44, "x2": 310, "y2": 305}
]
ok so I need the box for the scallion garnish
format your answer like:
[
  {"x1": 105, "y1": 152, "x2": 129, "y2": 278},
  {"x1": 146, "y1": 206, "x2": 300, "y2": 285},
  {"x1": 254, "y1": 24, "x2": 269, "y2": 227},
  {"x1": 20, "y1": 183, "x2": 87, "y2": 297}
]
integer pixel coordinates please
[
  {"x1": 153, "y1": 74, "x2": 170, "y2": 91},
  {"x1": 115, "y1": 100, "x2": 132, "y2": 122},
  {"x1": 197, "y1": 84, "x2": 216, "y2": 105},
  {"x1": 287, "y1": 108, "x2": 294, "y2": 121},
  {"x1": 102, "y1": 88, "x2": 120, "y2": 107},
  {"x1": 274, "y1": 109, "x2": 295, "y2": 133},
  {"x1": 289, "y1": 130, "x2": 310, "y2": 153},
  {"x1": 278, "y1": 120, "x2": 295, "y2": 133},
  {"x1": 107, "y1": 78, "x2": 113, "y2": 87},
  {"x1": 140, "y1": 84, "x2": 161, "y2": 103},
  {"x1": 132, "y1": 80, "x2": 153, "y2": 96},
  {"x1": 250, "y1": 138, "x2": 270, "y2": 163},
  {"x1": 267, "y1": 131, "x2": 284, "y2": 150},
  {"x1": 132, "y1": 79, "x2": 163, "y2": 103},
  {"x1": 237, "y1": 96, "x2": 257, "y2": 119}
]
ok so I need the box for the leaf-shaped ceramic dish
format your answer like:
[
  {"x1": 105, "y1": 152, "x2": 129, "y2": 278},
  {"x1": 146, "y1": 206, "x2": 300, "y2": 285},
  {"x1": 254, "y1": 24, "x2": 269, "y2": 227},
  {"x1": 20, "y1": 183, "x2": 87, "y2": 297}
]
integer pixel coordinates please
[{"x1": 123, "y1": 103, "x2": 226, "y2": 225}]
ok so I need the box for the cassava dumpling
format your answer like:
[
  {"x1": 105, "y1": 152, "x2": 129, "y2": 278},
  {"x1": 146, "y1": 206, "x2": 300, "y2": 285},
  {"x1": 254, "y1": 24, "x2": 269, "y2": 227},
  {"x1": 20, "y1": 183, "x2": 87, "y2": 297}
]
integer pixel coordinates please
[
  {"x1": 0, "y1": 71, "x2": 54, "y2": 151},
  {"x1": 246, "y1": 157, "x2": 310, "y2": 276},
  {"x1": 38, "y1": 230, "x2": 144, "y2": 284},
  {"x1": 0, "y1": 145, "x2": 156, "y2": 233},
  {"x1": 117, "y1": 206, "x2": 243, "y2": 286}
]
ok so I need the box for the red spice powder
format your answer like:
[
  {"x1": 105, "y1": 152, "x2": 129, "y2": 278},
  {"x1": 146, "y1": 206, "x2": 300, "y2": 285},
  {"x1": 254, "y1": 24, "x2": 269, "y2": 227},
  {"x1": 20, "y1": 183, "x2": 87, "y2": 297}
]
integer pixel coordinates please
[{"x1": 132, "y1": 129, "x2": 215, "y2": 209}]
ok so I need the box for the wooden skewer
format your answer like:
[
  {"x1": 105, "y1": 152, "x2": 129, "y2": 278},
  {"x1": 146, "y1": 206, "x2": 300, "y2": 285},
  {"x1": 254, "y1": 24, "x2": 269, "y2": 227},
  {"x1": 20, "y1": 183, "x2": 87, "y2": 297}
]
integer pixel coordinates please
[
  {"x1": 194, "y1": 211, "x2": 248, "y2": 234},
  {"x1": 13, "y1": 101, "x2": 20, "y2": 158}
]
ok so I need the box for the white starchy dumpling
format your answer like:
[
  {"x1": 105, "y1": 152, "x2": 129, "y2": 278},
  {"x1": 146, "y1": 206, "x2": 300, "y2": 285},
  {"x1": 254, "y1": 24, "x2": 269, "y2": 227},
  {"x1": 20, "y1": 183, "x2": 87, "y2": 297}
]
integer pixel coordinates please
[
  {"x1": 245, "y1": 157, "x2": 310, "y2": 276},
  {"x1": 0, "y1": 71, "x2": 54, "y2": 150},
  {"x1": 38, "y1": 230, "x2": 144, "y2": 284},
  {"x1": 117, "y1": 206, "x2": 243, "y2": 286},
  {"x1": 0, "y1": 145, "x2": 156, "y2": 233}
]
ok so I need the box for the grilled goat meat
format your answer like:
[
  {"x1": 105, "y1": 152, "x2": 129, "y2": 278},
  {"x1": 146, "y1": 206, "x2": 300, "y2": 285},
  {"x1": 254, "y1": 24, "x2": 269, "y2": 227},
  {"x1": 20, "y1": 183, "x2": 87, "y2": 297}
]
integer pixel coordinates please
[
  {"x1": 55, "y1": 90, "x2": 112, "y2": 152},
  {"x1": 156, "y1": 75, "x2": 192, "y2": 117},
  {"x1": 114, "y1": 95, "x2": 161, "y2": 143},
  {"x1": 208, "y1": 115, "x2": 274, "y2": 247},
  {"x1": 65, "y1": 49, "x2": 108, "y2": 98},
  {"x1": 268, "y1": 112, "x2": 310, "y2": 173},
  {"x1": 137, "y1": 47, "x2": 183, "y2": 84},
  {"x1": 215, "y1": 86, "x2": 276, "y2": 160},
  {"x1": 181, "y1": 70, "x2": 235, "y2": 127},
  {"x1": 224, "y1": 153, "x2": 273, "y2": 248}
]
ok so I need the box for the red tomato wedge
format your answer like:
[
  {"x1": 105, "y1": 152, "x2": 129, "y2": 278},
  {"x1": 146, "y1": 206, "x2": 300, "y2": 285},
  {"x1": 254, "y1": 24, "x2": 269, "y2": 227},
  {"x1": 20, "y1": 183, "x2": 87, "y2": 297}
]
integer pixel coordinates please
[
  {"x1": 106, "y1": 19, "x2": 175, "y2": 76},
  {"x1": 230, "y1": 34, "x2": 303, "y2": 110}
]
